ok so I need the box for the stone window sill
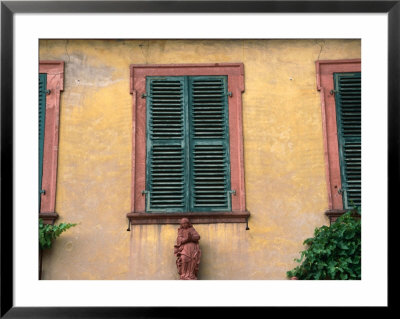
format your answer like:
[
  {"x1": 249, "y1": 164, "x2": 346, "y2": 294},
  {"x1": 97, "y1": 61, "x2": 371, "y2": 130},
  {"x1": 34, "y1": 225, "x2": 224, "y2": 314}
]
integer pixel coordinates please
[
  {"x1": 127, "y1": 211, "x2": 250, "y2": 226},
  {"x1": 39, "y1": 212, "x2": 59, "y2": 225},
  {"x1": 325, "y1": 209, "x2": 360, "y2": 225}
]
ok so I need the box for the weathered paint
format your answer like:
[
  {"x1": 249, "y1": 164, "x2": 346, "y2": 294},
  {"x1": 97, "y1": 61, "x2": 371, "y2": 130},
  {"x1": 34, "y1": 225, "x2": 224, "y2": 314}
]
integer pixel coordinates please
[{"x1": 39, "y1": 39, "x2": 361, "y2": 280}]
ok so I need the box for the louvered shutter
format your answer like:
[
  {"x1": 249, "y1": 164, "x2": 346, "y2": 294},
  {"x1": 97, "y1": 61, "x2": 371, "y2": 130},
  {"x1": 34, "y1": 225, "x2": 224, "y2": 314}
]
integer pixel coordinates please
[
  {"x1": 146, "y1": 77, "x2": 187, "y2": 212},
  {"x1": 39, "y1": 73, "x2": 47, "y2": 210},
  {"x1": 188, "y1": 76, "x2": 231, "y2": 211},
  {"x1": 334, "y1": 72, "x2": 361, "y2": 208}
]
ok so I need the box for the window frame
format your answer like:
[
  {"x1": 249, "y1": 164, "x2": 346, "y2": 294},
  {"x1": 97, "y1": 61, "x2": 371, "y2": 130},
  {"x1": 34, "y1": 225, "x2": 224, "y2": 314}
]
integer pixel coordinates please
[
  {"x1": 39, "y1": 61, "x2": 64, "y2": 224},
  {"x1": 316, "y1": 59, "x2": 361, "y2": 223},
  {"x1": 128, "y1": 63, "x2": 249, "y2": 225}
]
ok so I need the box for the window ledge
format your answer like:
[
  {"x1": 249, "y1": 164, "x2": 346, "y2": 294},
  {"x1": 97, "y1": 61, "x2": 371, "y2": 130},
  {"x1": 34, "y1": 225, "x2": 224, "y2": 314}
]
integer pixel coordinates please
[
  {"x1": 127, "y1": 211, "x2": 250, "y2": 225},
  {"x1": 325, "y1": 209, "x2": 360, "y2": 225},
  {"x1": 39, "y1": 212, "x2": 59, "y2": 225}
]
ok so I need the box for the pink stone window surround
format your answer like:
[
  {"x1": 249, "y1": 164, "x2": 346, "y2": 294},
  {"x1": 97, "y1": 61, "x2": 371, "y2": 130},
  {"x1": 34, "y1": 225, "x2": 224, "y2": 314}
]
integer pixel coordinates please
[
  {"x1": 39, "y1": 61, "x2": 64, "y2": 224},
  {"x1": 128, "y1": 63, "x2": 249, "y2": 225},
  {"x1": 316, "y1": 59, "x2": 361, "y2": 221}
]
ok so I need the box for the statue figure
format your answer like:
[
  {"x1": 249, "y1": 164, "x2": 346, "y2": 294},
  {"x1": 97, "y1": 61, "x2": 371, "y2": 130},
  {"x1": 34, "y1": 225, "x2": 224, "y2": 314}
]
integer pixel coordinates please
[{"x1": 174, "y1": 218, "x2": 201, "y2": 280}]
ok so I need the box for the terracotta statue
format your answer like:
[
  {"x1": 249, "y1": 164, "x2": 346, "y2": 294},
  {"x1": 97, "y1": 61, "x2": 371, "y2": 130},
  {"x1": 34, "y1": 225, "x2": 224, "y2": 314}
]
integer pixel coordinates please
[{"x1": 174, "y1": 218, "x2": 201, "y2": 280}]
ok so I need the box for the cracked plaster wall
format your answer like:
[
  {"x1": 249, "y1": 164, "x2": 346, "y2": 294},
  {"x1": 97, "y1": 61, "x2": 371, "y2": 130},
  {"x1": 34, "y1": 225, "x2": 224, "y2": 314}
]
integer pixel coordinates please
[{"x1": 39, "y1": 39, "x2": 361, "y2": 280}]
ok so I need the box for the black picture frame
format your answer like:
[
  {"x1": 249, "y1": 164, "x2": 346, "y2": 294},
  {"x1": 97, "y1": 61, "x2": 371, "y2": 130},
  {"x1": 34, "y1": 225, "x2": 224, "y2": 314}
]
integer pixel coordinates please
[{"x1": 1, "y1": 1, "x2": 396, "y2": 317}]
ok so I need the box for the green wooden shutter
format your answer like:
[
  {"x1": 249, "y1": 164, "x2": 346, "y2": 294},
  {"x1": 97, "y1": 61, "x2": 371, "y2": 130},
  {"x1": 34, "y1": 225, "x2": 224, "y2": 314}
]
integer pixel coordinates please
[
  {"x1": 39, "y1": 73, "x2": 47, "y2": 210},
  {"x1": 188, "y1": 76, "x2": 231, "y2": 212},
  {"x1": 145, "y1": 75, "x2": 232, "y2": 213},
  {"x1": 334, "y1": 72, "x2": 361, "y2": 209},
  {"x1": 146, "y1": 77, "x2": 187, "y2": 212}
]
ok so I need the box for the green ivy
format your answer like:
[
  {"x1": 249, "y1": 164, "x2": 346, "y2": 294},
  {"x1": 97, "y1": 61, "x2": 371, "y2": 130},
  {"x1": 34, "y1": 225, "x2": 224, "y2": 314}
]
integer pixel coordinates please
[
  {"x1": 39, "y1": 218, "x2": 77, "y2": 250},
  {"x1": 287, "y1": 207, "x2": 361, "y2": 280}
]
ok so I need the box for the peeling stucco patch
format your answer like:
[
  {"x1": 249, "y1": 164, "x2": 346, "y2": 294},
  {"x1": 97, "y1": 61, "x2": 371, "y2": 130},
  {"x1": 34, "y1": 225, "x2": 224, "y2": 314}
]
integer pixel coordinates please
[{"x1": 64, "y1": 53, "x2": 120, "y2": 88}]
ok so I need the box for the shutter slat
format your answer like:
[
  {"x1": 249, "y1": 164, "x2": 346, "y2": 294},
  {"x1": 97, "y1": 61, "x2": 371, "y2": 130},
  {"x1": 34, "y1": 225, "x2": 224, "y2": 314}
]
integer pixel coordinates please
[{"x1": 334, "y1": 72, "x2": 361, "y2": 208}]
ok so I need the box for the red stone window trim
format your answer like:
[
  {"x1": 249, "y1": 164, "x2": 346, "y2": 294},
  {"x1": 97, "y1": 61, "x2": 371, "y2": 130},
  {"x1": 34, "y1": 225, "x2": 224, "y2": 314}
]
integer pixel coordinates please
[
  {"x1": 39, "y1": 61, "x2": 64, "y2": 224},
  {"x1": 128, "y1": 63, "x2": 249, "y2": 225},
  {"x1": 316, "y1": 59, "x2": 361, "y2": 223}
]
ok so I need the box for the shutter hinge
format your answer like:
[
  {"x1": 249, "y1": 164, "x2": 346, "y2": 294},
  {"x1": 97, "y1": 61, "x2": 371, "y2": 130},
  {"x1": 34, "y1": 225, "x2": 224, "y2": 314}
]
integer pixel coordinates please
[
  {"x1": 141, "y1": 93, "x2": 147, "y2": 99},
  {"x1": 338, "y1": 188, "x2": 349, "y2": 208},
  {"x1": 226, "y1": 92, "x2": 232, "y2": 97},
  {"x1": 330, "y1": 89, "x2": 340, "y2": 95},
  {"x1": 40, "y1": 189, "x2": 46, "y2": 195},
  {"x1": 46, "y1": 89, "x2": 51, "y2": 95},
  {"x1": 142, "y1": 190, "x2": 150, "y2": 211},
  {"x1": 227, "y1": 190, "x2": 236, "y2": 211}
]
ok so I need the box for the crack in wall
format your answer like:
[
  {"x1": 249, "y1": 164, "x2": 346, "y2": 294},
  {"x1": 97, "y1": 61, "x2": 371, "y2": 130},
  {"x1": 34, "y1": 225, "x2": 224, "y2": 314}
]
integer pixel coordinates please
[
  {"x1": 315, "y1": 40, "x2": 326, "y2": 61},
  {"x1": 139, "y1": 40, "x2": 150, "y2": 64},
  {"x1": 65, "y1": 39, "x2": 71, "y2": 63}
]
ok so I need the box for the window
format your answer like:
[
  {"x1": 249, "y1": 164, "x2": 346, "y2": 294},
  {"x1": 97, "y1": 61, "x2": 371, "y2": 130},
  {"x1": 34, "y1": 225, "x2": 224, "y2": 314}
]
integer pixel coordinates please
[
  {"x1": 39, "y1": 61, "x2": 64, "y2": 224},
  {"x1": 146, "y1": 75, "x2": 231, "y2": 212},
  {"x1": 316, "y1": 59, "x2": 361, "y2": 223},
  {"x1": 128, "y1": 64, "x2": 249, "y2": 225}
]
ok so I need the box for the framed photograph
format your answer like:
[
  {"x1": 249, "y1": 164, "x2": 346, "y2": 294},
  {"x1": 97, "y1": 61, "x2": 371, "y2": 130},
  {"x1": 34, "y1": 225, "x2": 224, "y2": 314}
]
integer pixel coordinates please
[{"x1": 1, "y1": 0, "x2": 396, "y2": 317}]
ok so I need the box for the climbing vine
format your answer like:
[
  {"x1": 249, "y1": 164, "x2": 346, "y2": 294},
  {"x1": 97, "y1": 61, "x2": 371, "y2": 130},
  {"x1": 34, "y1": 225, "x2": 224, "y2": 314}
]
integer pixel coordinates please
[
  {"x1": 287, "y1": 208, "x2": 361, "y2": 280},
  {"x1": 39, "y1": 218, "x2": 77, "y2": 250}
]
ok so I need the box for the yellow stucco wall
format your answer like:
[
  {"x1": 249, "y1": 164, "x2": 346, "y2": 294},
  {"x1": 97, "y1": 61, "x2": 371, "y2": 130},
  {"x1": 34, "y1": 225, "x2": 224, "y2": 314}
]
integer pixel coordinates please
[{"x1": 39, "y1": 39, "x2": 361, "y2": 280}]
